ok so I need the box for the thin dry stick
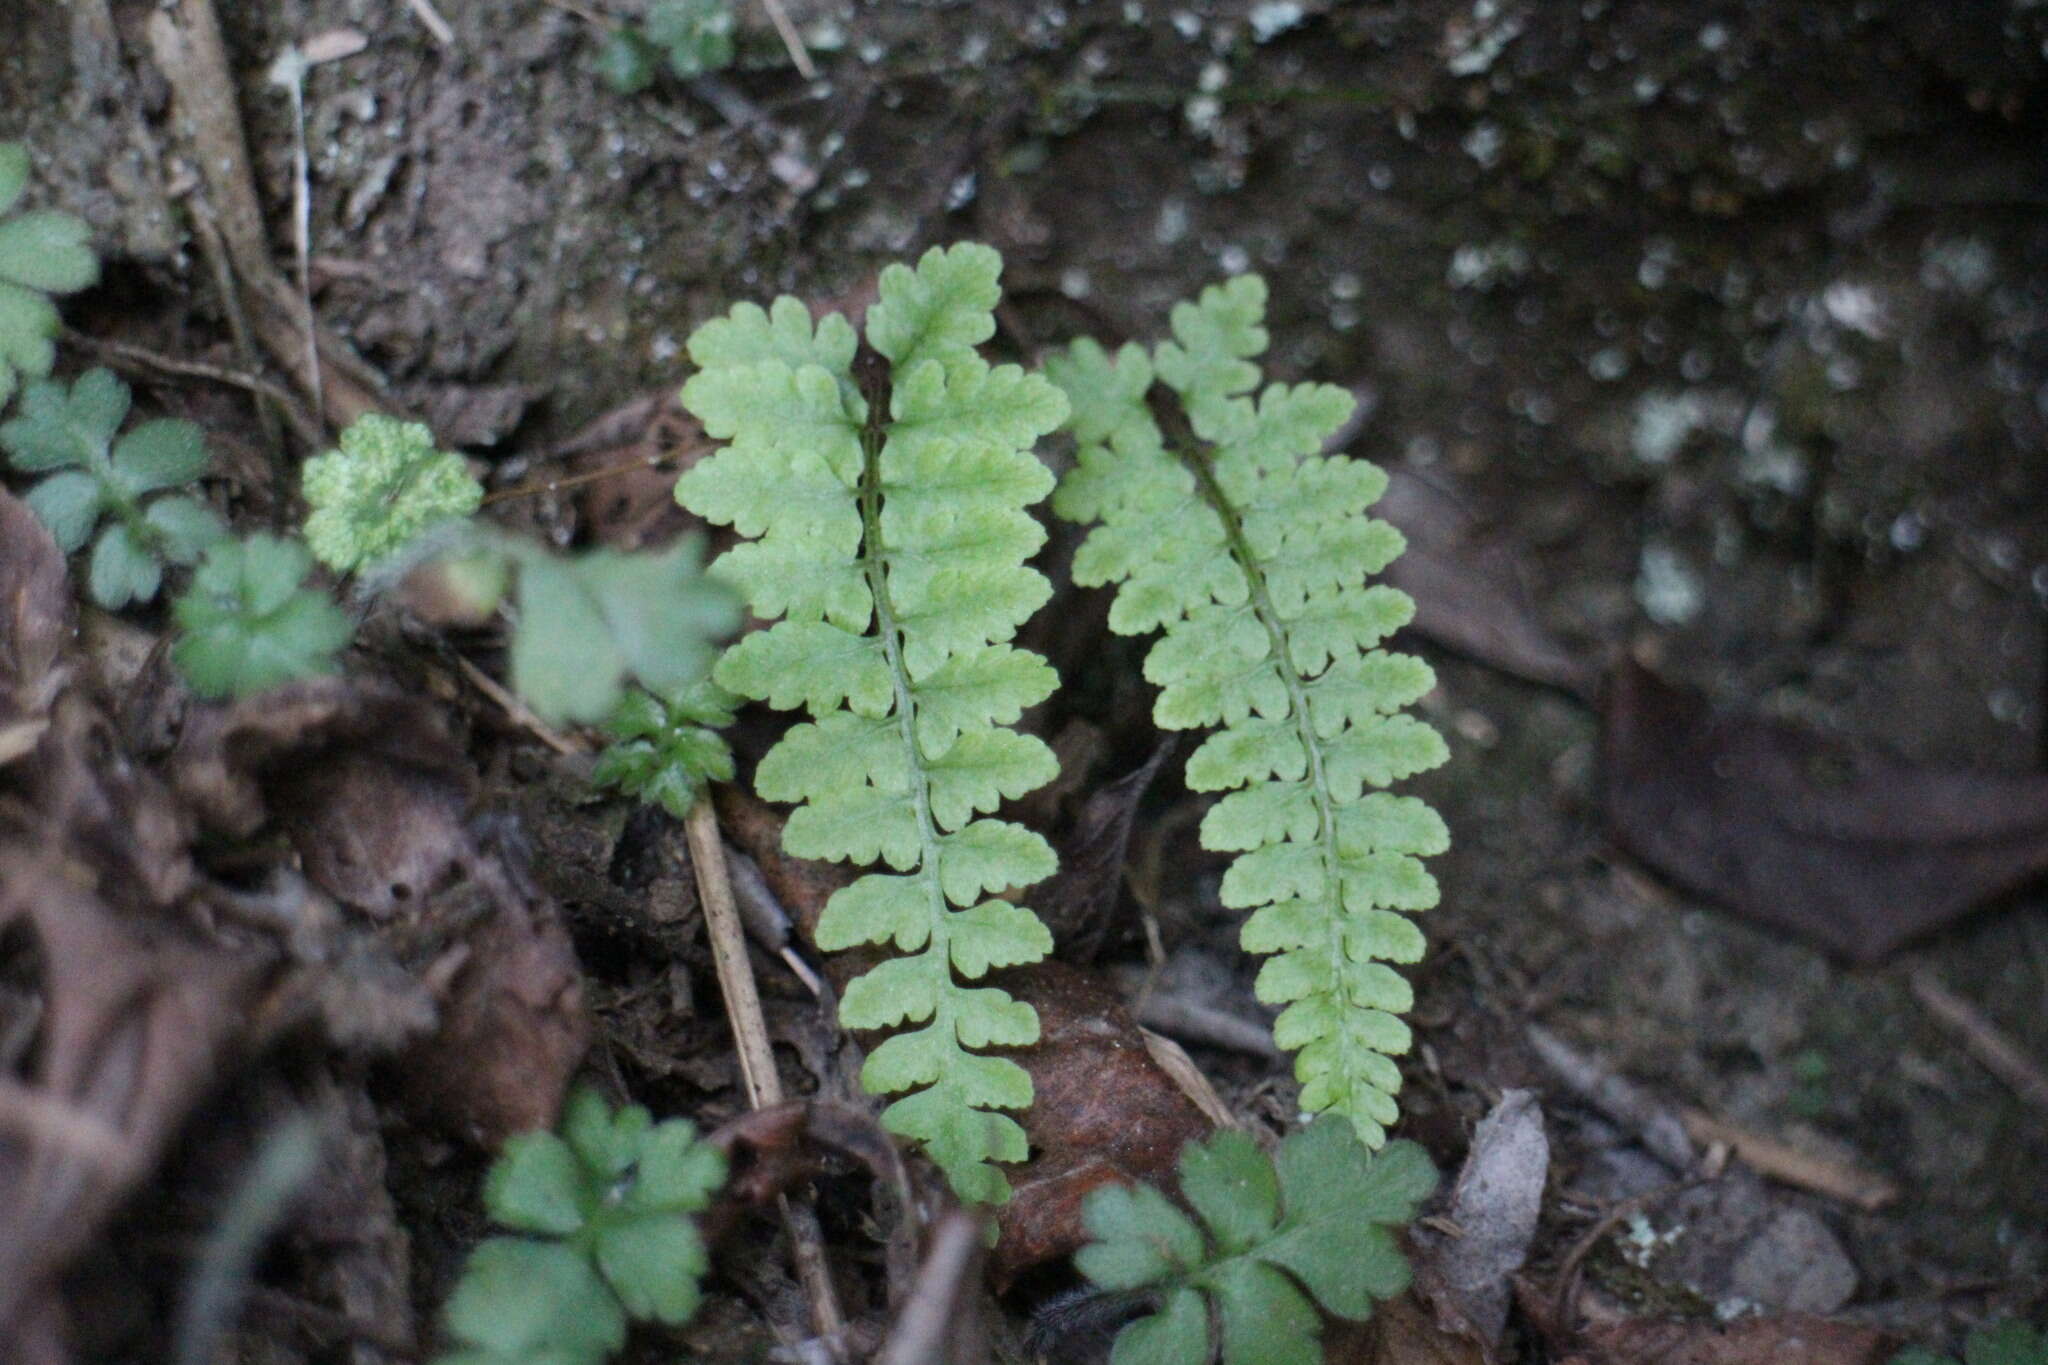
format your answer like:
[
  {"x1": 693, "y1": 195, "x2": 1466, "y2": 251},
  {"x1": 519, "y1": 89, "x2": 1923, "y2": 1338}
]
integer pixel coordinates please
[
  {"x1": 875, "y1": 1210, "x2": 987, "y2": 1365},
  {"x1": 64, "y1": 330, "x2": 317, "y2": 440},
  {"x1": 685, "y1": 802, "x2": 785, "y2": 1109},
  {"x1": 453, "y1": 656, "x2": 582, "y2": 757},
  {"x1": 404, "y1": 0, "x2": 455, "y2": 46},
  {"x1": 0, "y1": 1078, "x2": 139, "y2": 1172},
  {"x1": 1912, "y1": 969, "x2": 2048, "y2": 1116},
  {"x1": 682, "y1": 801, "x2": 847, "y2": 1349},
  {"x1": 480, "y1": 453, "x2": 669, "y2": 507},
  {"x1": 758, "y1": 0, "x2": 817, "y2": 79},
  {"x1": 268, "y1": 49, "x2": 324, "y2": 429},
  {"x1": 150, "y1": 0, "x2": 390, "y2": 427},
  {"x1": 1678, "y1": 1108, "x2": 1898, "y2": 1211}
]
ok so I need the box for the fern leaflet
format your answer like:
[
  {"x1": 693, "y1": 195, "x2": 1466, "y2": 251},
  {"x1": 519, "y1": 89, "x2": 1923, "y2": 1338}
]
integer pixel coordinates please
[
  {"x1": 1047, "y1": 276, "x2": 1449, "y2": 1146},
  {"x1": 676, "y1": 243, "x2": 1069, "y2": 1203}
]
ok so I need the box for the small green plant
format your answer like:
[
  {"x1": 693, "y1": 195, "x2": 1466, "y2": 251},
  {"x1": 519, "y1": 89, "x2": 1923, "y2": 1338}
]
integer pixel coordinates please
[
  {"x1": 0, "y1": 142, "x2": 98, "y2": 407},
  {"x1": 0, "y1": 367, "x2": 225, "y2": 607},
  {"x1": 1076, "y1": 1117, "x2": 1435, "y2": 1365},
  {"x1": 1047, "y1": 276, "x2": 1449, "y2": 1147},
  {"x1": 591, "y1": 680, "x2": 738, "y2": 819},
  {"x1": 675, "y1": 242, "x2": 1069, "y2": 1204},
  {"x1": 1893, "y1": 1321, "x2": 2048, "y2": 1365},
  {"x1": 504, "y1": 535, "x2": 739, "y2": 725},
  {"x1": 596, "y1": 0, "x2": 737, "y2": 93},
  {"x1": 435, "y1": 1089, "x2": 727, "y2": 1365},
  {"x1": 296, "y1": 411, "x2": 739, "y2": 725},
  {"x1": 171, "y1": 534, "x2": 352, "y2": 698},
  {"x1": 301, "y1": 413, "x2": 483, "y2": 573}
]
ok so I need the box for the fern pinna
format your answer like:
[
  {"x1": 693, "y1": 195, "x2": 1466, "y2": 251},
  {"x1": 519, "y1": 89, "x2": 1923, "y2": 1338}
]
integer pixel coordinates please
[
  {"x1": 675, "y1": 244, "x2": 1069, "y2": 1203},
  {"x1": 1046, "y1": 276, "x2": 1448, "y2": 1147}
]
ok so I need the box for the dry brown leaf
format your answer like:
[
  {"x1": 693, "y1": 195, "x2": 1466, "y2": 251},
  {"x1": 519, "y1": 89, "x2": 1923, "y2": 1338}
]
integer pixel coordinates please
[
  {"x1": 1413, "y1": 1089, "x2": 1549, "y2": 1355},
  {"x1": 1569, "y1": 1313, "x2": 1891, "y2": 1365},
  {"x1": 1328, "y1": 1291, "x2": 1490, "y2": 1365},
  {"x1": 1378, "y1": 469, "x2": 1597, "y2": 698},
  {"x1": 1600, "y1": 660, "x2": 2048, "y2": 962}
]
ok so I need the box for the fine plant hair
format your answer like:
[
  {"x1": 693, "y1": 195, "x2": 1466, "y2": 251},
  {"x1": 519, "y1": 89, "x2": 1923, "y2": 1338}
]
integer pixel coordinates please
[
  {"x1": 1046, "y1": 276, "x2": 1449, "y2": 1146},
  {"x1": 676, "y1": 242, "x2": 1069, "y2": 1204}
]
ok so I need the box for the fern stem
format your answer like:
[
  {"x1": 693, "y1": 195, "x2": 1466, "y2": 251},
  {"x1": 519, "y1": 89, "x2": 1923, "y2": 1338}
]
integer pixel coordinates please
[
  {"x1": 1181, "y1": 447, "x2": 1364, "y2": 1075},
  {"x1": 854, "y1": 412, "x2": 956, "y2": 1024}
]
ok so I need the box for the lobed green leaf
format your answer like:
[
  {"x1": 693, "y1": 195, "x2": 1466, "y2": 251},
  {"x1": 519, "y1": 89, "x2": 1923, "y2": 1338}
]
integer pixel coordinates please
[{"x1": 1077, "y1": 1119, "x2": 1435, "y2": 1365}]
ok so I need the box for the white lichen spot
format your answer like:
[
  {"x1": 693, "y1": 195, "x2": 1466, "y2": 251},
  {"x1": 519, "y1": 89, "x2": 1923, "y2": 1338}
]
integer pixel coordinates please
[
  {"x1": 1154, "y1": 198, "x2": 1190, "y2": 246},
  {"x1": 1738, "y1": 410, "x2": 1808, "y2": 495},
  {"x1": 1462, "y1": 120, "x2": 1505, "y2": 167},
  {"x1": 1920, "y1": 237, "x2": 1995, "y2": 295},
  {"x1": 651, "y1": 332, "x2": 680, "y2": 363},
  {"x1": 1329, "y1": 271, "x2": 1363, "y2": 301},
  {"x1": 1889, "y1": 511, "x2": 1926, "y2": 552},
  {"x1": 1184, "y1": 94, "x2": 1222, "y2": 136},
  {"x1": 1446, "y1": 240, "x2": 1529, "y2": 290},
  {"x1": 1637, "y1": 237, "x2": 1677, "y2": 290},
  {"x1": 1248, "y1": 1, "x2": 1305, "y2": 42},
  {"x1": 1369, "y1": 163, "x2": 1394, "y2": 190},
  {"x1": 1631, "y1": 391, "x2": 1703, "y2": 465},
  {"x1": 1698, "y1": 22, "x2": 1729, "y2": 51},
  {"x1": 1636, "y1": 544, "x2": 1703, "y2": 625},
  {"x1": 1218, "y1": 243, "x2": 1250, "y2": 275},
  {"x1": 1444, "y1": 0, "x2": 1526, "y2": 76},
  {"x1": 1821, "y1": 281, "x2": 1888, "y2": 338},
  {"x1": 1172, "y1": 10, "x2": 1202, "y2": 40},
  {"x1": 1059, "y1": 266, "x2": 1091, "y2": 300},
  {"x1": 946, "y1": 171, "x2": 977, "y2": 210},
  {"x1": 1588, "y1": 347, "x2": 1631, "y2": 381},
  {"x1": 803, "y1": 18, "x2": 847, "y2": 50}
]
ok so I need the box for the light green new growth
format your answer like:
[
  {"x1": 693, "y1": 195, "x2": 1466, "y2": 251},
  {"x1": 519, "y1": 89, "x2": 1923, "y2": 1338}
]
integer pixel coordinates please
[
  {"x1": 1076, "y1": 1117, "x2": 1436, "y2": 1365},
  {"x1": 172, "y1": 534, "x2": 352, "y2": 697},
  {"x1": 0, "y1": 367, "x2": 226, "y2": 608},
  {"x1": 436, "y1": 1089, "x2": 727, "y2": 1365},
  {"x1": 676, "y1": 242, "x2": 1069, "y2": 1204},
  {"x1": 591, "y1": 680, "x2": 739, "y2": 819},
  {"x1": 302, "y1": 413, "x2": 483, "y2": 573},
  {"x1": 1047, "y1": 276, "x2": 1449, "y2": 1147},
  {"x1": 0, "y1": 142, "x2": 99, "y2": 408}
]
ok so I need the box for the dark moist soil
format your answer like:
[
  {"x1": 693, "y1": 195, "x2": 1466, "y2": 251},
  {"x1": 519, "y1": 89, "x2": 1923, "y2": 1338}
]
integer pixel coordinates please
[{"x1": 5, "y1": 0, "x2": 2048, "y2": 1360}]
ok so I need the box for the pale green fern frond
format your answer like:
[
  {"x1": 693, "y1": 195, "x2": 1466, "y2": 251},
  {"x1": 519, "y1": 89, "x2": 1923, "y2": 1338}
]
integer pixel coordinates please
[
  {"x1": 676, "y1": 243, "x2": 1069, "y2": 1203},
  {"x1": 1047, "y1": 276, "x2": 1449, "y2": 1147}
]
